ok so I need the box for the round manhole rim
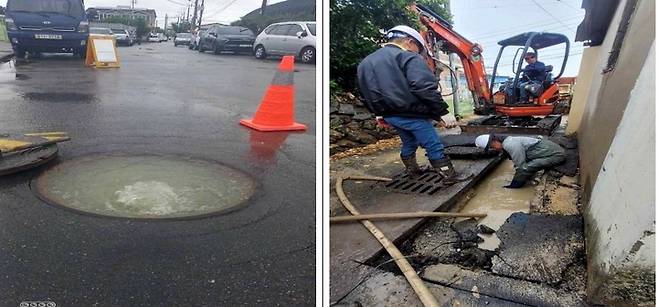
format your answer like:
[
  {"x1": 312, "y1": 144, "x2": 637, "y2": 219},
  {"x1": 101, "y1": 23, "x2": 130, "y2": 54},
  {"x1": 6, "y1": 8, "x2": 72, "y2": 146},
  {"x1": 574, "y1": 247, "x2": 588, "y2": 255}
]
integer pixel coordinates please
[{"x1": 31, "y1": 153, "x2": 260, "y2": 221}]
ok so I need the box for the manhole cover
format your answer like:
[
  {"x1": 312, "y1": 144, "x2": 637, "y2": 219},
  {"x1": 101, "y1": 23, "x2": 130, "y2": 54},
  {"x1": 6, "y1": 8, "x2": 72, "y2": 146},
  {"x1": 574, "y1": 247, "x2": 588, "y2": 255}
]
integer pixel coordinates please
[{"x1": 33, "y1": 155, "x2": 257, "y2": 219}]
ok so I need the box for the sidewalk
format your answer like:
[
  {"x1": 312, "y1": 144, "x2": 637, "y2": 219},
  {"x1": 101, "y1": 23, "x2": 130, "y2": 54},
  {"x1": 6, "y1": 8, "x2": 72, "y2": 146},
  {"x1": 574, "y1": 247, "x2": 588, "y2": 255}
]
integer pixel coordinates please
[{"x1": 0, "y1": 41, "x2": 13, "y2": 62}]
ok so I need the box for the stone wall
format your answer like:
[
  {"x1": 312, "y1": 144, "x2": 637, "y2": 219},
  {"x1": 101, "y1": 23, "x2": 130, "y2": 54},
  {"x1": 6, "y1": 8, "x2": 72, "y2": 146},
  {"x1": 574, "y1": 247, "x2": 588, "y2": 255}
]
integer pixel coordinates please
[{"x1": 329, "y1": 93, "x2": 397, "y2": 155}]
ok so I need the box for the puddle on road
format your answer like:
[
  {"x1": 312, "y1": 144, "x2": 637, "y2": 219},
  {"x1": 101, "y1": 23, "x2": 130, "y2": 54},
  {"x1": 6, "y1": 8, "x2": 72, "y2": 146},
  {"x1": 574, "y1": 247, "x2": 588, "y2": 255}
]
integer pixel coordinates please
[
  {"x1": 34, "y1": 155, "x2": 257, "y2": 219},
  {"x1": 457, "y1": 159, "x2": 534, "y2": 251},
  {"x1": 22, "y1": 92, "x2": 96, "y2": 103}
]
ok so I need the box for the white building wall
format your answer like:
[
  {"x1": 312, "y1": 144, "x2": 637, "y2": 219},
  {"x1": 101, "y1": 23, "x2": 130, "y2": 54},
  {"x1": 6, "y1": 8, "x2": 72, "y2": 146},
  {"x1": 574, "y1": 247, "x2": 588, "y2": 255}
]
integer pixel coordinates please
[{"x1": 585, "y1": 40, "x2": 655, "y2": 304}]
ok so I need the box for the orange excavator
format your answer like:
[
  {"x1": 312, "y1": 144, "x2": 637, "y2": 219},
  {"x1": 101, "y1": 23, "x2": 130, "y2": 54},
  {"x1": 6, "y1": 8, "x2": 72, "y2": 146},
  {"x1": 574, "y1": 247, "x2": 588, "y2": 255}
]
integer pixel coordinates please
[{"x1": 411, "y1": 4, "x2": 570, "y2": 134}]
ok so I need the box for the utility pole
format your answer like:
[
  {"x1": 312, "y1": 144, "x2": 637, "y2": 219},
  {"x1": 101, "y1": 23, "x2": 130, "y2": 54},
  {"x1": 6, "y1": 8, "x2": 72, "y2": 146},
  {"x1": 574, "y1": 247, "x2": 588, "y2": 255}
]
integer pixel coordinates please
[
  {"x1": 130, "y1": 0, "x2": 136, "y2": 9},
  {"x1": 186, "y1": 1, "x2": 191, "y2": 23},
  {"x1": 260, "y1": 0, "x2": 267, "y2": 15},
  {"x1": 197, "y1": 0, "x2": 205, "y2": 29},
  {"x1": 164, "y1": 14, "x2": 168, "y2": 31},
  {"x1": 191, "y1": 0, "x2": 199, "y2": 31}
]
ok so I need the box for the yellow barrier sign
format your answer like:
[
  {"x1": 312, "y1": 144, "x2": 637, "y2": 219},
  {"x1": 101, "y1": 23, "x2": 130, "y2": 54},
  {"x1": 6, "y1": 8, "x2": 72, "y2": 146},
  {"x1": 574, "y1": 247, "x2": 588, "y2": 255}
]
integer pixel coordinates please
[{"x1": 85, "y1": 35, "x2": 120, "y2": 68}]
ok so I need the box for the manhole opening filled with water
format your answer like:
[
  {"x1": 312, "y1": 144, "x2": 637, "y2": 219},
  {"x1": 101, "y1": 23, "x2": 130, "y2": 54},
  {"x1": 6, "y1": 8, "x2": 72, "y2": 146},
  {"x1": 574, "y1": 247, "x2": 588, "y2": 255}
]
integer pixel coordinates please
[{"x1": 33, "y1": 154, "x2": 257, "y2": 219}]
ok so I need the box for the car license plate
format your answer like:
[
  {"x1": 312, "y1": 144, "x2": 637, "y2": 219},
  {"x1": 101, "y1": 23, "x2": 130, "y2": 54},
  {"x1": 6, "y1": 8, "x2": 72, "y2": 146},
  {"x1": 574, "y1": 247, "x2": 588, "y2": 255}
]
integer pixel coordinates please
[
  {"x1": 35, "y1": 34, "x2": 62, "y2": 40},
  {"x1": 239, "y1": 44, "x2": 252, "y2": 47}
]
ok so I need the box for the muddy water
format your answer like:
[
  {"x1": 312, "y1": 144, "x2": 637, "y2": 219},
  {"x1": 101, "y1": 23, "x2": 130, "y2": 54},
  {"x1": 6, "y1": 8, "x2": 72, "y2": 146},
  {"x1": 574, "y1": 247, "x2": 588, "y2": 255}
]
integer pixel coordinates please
[
  {"x1": 34, "y1": 155, "x2": 257, "y2": 219},
  {"x1": 457, "y1": 159, "x2": 535, "y2": 251}
]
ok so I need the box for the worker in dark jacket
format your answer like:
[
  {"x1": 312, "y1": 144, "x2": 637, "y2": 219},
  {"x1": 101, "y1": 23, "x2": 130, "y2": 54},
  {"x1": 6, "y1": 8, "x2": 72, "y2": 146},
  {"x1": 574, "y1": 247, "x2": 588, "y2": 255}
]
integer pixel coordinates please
[
  {"x1": 475, "y1": 134, "x2": 565, "y2": 188},
  {"x1": 519, "y1": 52, "x2": 547, "y2": 103},
  {"x1": 357, "y1": 25, "x2": 467, "y2": 182}
]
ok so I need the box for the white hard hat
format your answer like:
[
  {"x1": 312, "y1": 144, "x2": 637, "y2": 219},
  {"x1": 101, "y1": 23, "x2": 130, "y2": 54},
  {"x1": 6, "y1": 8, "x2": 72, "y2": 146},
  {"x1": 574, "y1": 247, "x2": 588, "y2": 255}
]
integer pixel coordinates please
[
  {"x1": 475, "y1": 134, "x2": 491, "y2": 149},
  {"x1": 387, "y1": 25, "x2": 426, "y2": 50}
]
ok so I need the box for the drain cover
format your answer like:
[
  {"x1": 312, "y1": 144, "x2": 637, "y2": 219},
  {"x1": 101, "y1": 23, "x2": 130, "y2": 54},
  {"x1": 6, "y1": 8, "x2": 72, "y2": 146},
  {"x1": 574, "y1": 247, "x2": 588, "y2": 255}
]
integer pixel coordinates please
[
  {"x1": 33, "y1": 155, "x2": 256, "y2": 219},
  {"x1": 380, "y1": 171, "x2": 448, "y2": 196}
]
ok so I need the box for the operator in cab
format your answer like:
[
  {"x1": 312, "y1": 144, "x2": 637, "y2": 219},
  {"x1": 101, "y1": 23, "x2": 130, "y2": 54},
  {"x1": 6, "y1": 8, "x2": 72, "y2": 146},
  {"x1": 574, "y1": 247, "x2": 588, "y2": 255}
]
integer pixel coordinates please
[
  {"x1": 357, "y1": 25, "x2": 469, "y2": 183},
  {"x1": 519, "y1": 52, "x2": 546, "y2": 103},
  {"x1": 475, "y1": 134, "x2": 565, "y2": 188}
]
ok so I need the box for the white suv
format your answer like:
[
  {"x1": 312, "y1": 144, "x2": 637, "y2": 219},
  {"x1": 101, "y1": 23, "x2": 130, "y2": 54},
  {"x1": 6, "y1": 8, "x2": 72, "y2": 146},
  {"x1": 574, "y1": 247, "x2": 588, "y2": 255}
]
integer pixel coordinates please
[{"x1": 253, "y1": 21, "x2": 316, "y2": 63}]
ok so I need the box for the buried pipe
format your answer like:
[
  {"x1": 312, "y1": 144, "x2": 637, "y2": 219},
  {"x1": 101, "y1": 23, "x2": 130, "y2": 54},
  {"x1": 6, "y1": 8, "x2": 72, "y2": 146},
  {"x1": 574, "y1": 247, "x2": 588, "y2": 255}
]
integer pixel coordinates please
[
  {"x1": 335, "y1": 175, "x2": 440, "y2": 307},
  {"x1": 331, "y1": 211, "x2": 487, "y2": 223}
]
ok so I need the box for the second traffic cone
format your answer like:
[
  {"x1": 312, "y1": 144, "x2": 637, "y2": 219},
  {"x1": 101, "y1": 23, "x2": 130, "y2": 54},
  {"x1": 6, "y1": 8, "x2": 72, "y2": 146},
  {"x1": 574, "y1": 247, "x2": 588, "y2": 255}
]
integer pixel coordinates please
[{"x1": 240, "y1": 56, "x2": 307, "y2": 132}]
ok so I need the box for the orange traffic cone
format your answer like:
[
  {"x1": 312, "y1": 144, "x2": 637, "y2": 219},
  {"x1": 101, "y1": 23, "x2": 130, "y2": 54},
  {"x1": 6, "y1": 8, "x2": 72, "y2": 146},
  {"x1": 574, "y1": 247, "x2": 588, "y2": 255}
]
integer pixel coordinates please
[{"x1": 240, "y1": 56, "x2": 307, "y2": 132}]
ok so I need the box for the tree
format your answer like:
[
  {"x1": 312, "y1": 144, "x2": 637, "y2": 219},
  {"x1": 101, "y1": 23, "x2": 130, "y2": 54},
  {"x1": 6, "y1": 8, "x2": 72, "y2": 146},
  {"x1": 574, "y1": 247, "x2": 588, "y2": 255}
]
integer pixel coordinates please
[
  {"x1": 104, "y1": 16, "x2": 151, "y2": 38},
  {"x1": 171, "y1": 21, "x2": 192, "y2": 33},
  {"x1": 330, "y1": 0, "x2": 451, "y2": 91}
]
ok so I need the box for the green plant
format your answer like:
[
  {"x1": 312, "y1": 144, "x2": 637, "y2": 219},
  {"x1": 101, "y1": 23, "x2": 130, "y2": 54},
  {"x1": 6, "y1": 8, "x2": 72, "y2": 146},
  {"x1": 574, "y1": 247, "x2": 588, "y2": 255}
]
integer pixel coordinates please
[
  {"x1": 330, "y1": 0, "x2": 451, "y2": 92},
  {"x1": 171, "y1": 21, "x2": 192, "y2": 33}
]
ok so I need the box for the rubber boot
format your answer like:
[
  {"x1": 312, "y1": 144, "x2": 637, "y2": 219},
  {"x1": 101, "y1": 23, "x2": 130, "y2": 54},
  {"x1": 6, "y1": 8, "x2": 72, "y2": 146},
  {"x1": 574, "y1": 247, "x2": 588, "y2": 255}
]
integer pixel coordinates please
[
  {"x1": 401, "y1": 155, "x2": 423, "y2": 179},
  {"x1": 430, "y1": 157, "x2": 473, "y2": 185}
]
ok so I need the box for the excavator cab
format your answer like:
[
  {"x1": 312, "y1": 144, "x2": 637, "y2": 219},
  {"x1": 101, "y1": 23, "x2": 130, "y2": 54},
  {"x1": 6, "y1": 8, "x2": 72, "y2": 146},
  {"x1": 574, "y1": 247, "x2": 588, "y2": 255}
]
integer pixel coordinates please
[{"x1": 490, "y1": 32, "x2": 570, "y2": 117}]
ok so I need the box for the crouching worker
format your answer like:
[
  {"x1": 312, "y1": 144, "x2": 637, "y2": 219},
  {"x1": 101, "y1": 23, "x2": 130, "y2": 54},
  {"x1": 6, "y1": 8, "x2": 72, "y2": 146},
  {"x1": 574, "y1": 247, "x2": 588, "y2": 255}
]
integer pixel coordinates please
[
  {"x1": 357, "y1": 25, "x2": 468, "y2": 183},
  {"x1": 475, "y1": 134, "x2": 565, "y2": 188}
]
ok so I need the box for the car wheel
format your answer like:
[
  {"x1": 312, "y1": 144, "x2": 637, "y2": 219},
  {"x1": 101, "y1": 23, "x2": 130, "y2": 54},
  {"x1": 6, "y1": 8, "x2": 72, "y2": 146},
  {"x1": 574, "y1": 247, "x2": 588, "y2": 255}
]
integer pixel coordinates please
[
  {"x1": 254, "y1": 45, "x2": 267, "y2": 59},
  {"x1": 14, "y1": 48, "x2": 26, "y2": 59},
  {"x1": 300, "y1": 46, "x2": 315, "y2": 64}
]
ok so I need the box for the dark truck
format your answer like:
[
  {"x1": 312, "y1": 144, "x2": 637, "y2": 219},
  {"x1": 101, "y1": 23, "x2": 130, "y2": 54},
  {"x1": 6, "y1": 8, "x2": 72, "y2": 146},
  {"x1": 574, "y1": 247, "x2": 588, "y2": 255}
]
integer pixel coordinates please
[{"x1": 5, "y1": 0, "x2": 89, "y2": 58}]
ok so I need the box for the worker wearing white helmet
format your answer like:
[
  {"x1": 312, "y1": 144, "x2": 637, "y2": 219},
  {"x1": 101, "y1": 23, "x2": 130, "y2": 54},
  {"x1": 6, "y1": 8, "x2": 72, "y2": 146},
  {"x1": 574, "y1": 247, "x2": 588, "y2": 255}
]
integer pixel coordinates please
[
  {"x1": 385, "y1": 25, "x2": 427, "y2": 52},
  {"x1": 357, "y1": 24, "x2": 466, "y2": 183},
  {"x1": 475, "y1": 134, "x2": 566, "y2": 188}
]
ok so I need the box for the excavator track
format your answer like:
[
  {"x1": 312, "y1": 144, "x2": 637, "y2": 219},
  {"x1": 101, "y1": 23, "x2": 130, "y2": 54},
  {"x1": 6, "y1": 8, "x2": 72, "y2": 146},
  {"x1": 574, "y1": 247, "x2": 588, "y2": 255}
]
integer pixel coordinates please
[{"x1": 461, "y1": 115, "x2": 562, "y2": 135}]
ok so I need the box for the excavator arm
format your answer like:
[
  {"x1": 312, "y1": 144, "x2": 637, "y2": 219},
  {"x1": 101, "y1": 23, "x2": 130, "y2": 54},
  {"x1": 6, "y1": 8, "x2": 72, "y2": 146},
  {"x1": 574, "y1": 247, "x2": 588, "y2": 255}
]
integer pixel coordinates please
[{"x1": 411, "y1": 3, "x2": 493, "y2": 113}]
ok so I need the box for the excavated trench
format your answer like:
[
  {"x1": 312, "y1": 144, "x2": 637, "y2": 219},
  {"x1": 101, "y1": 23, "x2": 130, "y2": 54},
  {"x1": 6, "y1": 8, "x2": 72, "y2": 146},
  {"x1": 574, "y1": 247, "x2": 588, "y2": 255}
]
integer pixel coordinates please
[{"x1": 360, "y1": 159, "x2": 587, "y2": 305}]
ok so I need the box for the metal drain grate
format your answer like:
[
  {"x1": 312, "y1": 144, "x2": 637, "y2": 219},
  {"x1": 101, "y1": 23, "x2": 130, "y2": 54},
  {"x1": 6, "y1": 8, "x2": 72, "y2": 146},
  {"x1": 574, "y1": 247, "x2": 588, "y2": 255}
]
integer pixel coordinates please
[{"x1": 380, "y1": 171, "x2": 447, "y2": 196}]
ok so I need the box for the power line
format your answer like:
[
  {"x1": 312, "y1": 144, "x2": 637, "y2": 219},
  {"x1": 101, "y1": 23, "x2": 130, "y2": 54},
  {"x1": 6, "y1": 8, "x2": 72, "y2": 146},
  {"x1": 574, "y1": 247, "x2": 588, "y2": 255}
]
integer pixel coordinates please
[
  {"x1": 166, "y1": 0, "x2": 188, "y2": 6},
  {"x1": 467, "y1": 15, "x2": 584, "y2": 40},
  {"x1": 204, "y1": 0, "x2": 240, "y2": 19},
  {"x1": 555, "y1": 0, "x2": 583, "y2": 13},
  {"x1": 474, "y1": 21, "x2": 583, "y2": 46},
  {"x1": 530, "y1": 0, "x2": 577, "y2": 34}
]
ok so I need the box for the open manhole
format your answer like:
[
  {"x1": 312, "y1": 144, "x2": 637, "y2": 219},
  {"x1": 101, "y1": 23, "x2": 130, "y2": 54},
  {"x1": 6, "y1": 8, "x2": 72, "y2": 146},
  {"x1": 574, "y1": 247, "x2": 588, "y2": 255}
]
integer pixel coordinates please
[{"x1": 33, "y1": 154, "x2": 257, "y2": 219}]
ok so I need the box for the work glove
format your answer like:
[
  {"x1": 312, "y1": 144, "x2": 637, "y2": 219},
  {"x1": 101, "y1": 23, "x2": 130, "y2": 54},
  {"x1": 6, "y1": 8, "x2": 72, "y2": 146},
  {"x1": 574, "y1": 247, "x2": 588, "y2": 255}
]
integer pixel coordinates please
[
  {"x1": 503, "y1": 179, "x2": 526, "y2": 189},
  {"x1": 375, "y1": 116, "x2": 391, "y2": 128},
  {"x1": 440, "y1": 113, "x2": 458, "y2": 128}
]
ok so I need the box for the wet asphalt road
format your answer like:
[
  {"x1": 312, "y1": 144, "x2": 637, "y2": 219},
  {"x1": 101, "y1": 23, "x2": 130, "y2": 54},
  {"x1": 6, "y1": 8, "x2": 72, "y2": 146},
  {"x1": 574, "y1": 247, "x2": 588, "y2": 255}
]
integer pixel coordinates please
[{"x1": 0, "y1": 43, "x2": 316, "y2": 306}]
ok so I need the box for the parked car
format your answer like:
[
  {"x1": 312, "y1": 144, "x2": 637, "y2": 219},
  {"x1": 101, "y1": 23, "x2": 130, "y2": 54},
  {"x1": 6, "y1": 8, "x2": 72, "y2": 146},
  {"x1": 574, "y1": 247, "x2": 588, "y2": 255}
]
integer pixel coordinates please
[
  {"x1": 198, "y1": 25, "x2": 255, "y2": 54},
  {"x1": 174, "y1": 33, "x2": 192, "y2": 46},
  {"x1": 112, "y1": 29, "x2": 133, "y2": 46},
  {"x1": 253, "y1": 21, "x2": 316, "y2": 63},
  {"x1": 158, "y1": 33, "x2": 167, "y2": 42},
  {"x1": 5, "y1": 0, "x2": 89, "y2": 58},
  {"x1": 90, "y1": 27, "x2": 113, "y2": 36},
  {"x1": 148, "y1": 33, "x2": 159, "y2": 42}
]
